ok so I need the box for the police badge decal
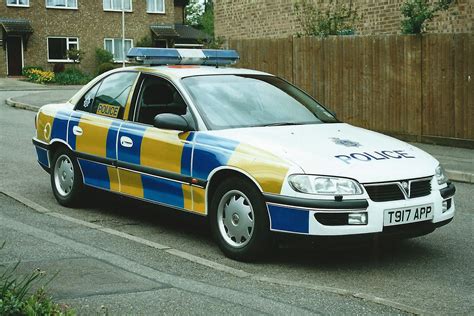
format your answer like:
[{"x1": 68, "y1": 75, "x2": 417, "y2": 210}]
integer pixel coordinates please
[{"x1": 331, "y1": 137, "x2": 362, "y2": 148}]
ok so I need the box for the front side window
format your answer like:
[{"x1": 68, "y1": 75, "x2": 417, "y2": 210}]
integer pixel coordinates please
[
  {"x1": 103, "y1": 0, "x2": 131, "y2": 11},
  {"x1": 7, "y1": 0, "x2": 29, "y2": 6},
  {"x1": 146, "y1": 0, "x2": 164, "y2": 13},
  {"x1": 47, "y1": 37, "x2": 78, "y2": 62},
  {"x1": 104, "y1": 38, "x2": 133, "y2": 62},
  {"x1": 182, "y1": 75, "x2": 338, "y2": 130},
  {"x1": 91, "y1": 72, "x2": 138, "y2": 119},
  {"x1": 46, "y1": 0, "x2": 77, "y2": 9}
]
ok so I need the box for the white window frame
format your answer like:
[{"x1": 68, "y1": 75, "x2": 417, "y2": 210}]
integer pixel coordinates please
[
  {"x1": 47, "y1": 37, "x2": 79, "y2": 63},
  {"x1": 6, "y1": 0, "x2": 29, "y2": 7},
  {"x1": 103, "y1": 0, "x2": 132, "y2": 12},
  {"x1": 104, "y1": 38, "x2": 133, "y2": 63},
  {"x1": 146, "y1": 0, "x2": 165, "y2": 14},
  {"x1": 45, "y1": 0, "x2": 78, "y2": 10}
]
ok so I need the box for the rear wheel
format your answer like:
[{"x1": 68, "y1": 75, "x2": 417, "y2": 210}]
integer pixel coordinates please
[
  {"x1": 210, "y1": 177, "x2": 272, "y2": 261},
  {"x1": 50, "y1": 147, "x2": 83, "y2": 207}
]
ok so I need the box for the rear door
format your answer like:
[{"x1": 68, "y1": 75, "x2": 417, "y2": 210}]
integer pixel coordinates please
[{"x1": 68, "y1": 71, "x2": 138, "y2": 192}]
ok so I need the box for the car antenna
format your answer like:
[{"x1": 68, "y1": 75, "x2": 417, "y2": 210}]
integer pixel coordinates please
[{"x1": 215, "y1": 50, "x2": 219, "y2": 69}]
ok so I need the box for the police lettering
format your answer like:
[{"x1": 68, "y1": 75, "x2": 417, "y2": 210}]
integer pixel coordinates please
[
  {"x1": 335, "y1": 150, "x2": 415, "y2": 164},
  {"x1": 96, "y1": 103, "x2": 120, "y2": 118}
]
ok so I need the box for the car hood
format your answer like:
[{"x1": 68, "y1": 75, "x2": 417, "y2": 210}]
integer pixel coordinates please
[{"x1": 207, "y1": 123, "x2": 438, "y2": 183}]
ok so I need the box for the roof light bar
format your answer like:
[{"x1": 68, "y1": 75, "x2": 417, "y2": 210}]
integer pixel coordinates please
[{"x1": 126, "y1": 48, "x2": 239, "y2": 66}]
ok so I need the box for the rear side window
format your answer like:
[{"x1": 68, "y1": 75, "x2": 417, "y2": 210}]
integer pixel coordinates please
[
  {"x1": 75, "y1": 72, "x2": 138, "y2": 119},
  {"x1": 76, "y1": 83, "x2": 100, "y2": 113}
]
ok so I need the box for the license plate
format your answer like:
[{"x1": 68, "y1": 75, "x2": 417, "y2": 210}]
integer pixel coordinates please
[{"x1": 383, "y1": 204, "x2": 434, "y2": 226}]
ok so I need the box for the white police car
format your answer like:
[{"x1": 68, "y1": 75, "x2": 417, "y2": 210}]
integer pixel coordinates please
[{"x1": 33, "y1": 48, "x2": 455, "y2": 261}]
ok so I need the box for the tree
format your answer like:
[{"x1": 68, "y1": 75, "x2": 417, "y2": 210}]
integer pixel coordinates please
[
  {"x1": 400, "y1": 0, "x2": 454, "y2": 34},
  {"x1": 185, "y1": 0, "x2": 214, "y2": 37},
  {"x1": 294, "y1": 0, "x2": 360, "y2": 38}
]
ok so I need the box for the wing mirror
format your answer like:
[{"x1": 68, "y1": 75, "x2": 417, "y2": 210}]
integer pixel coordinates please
[{"x1": 153, "y1": 113, "x2": 192, "y2": 131}]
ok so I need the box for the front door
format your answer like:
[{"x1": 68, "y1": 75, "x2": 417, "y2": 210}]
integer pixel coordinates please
[{"x1": 7, "y1": 37, "x2": 22, "y2": 76}]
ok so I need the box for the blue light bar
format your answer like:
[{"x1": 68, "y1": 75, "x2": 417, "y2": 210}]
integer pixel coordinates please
[{"x1": 126, "y1": 48, "x2": 239, "y2": 66}]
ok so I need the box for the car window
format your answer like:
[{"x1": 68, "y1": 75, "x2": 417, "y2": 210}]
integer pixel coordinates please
[
  {"x1": 89, "y1": 72, "x2": 138, "y2": 119},
  {"x1": 135, "y1": 76, "x2": 187, "y2": 126},
  {"x1": 182, "y1": 75, "x2": 337, "y2": 130},
  {"x1": 76, "y1": 82, "x2": 100, "y2": 113}
]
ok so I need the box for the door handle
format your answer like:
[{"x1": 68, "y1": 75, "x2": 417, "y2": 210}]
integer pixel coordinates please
[
  {"x1": 120, "y1": 136, "x2": 133, "y2": 148},
  {"x1": 72, "y1": 126, "x2": 83, "y2": 136}
]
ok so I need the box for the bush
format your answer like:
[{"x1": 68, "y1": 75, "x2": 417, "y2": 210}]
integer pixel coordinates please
[
  {"x1": 53, "y1": 63, "x2": 66, "y2": 74},
  {"x1": 96, "y1": 62, "x2": 115, "y2": 75},
  {"x1": 53, "y1": 68, "x2": 92, "y2": 85},
  {"x1": 95, "y1": 48, "x2": 114, "y2": 65},
  {"x1": 0, "y1": 242, "x2": 75, "y2": 315},
  {"x1": 22, "y1": 66, "x2": 44, "y2": 77},
  {"x1": 25, "y1": 69, "x2": 55, "y2": 84},
  {"x1": 136, "y1": 35, "x2": 154, "y2": 47},
  {"x1": 401, "y1": 0, "x2": 454, "y2": 34}
]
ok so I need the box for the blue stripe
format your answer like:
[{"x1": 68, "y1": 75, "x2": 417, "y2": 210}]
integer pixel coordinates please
[
  {"x1": 35, "y1": 146, "x2": 49, "y2": 168},
  {"x1": 141, "y1": 174, "x2": 184, "y2": 208},
  {"x1": 267, "y1": 204, "x2": 309, "y2": 234},
  {"x1": 78, "y1": 159, "x2": 110, "y2": 190},
  {"x1": 117, "y1": 122, "x2": 147, "y2": 165},
  {"x1": 51, "y1": 111, "x2": 70, "y2": 141},
  {"x1": 192, "y1": 134, "x2": 239, "y2": 181},
  {"x1": 67, "y1": 112, "x2": 82, "y2": 151},
  {"x1": 180, "y1": 132, "x2": 194, "y2": 177},
  {"x1": 106, "y1": 120, "x2": 121, "y2": 160}
]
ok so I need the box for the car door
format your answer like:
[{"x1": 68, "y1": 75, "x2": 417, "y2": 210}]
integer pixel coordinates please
[
  {"x1": 68, "y1": 71, "x2": 138, "y2": 192},
  {"x1": 116, "y1": 75, "x2": 195, "y2": 211}
]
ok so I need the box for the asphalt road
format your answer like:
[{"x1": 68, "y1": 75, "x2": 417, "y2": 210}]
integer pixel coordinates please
[{"x1": 1, "y1": 88, "x2": 473, "y2": 315}]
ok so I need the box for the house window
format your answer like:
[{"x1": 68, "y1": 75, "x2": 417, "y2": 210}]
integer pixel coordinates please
[
  {"x1": 103, "y1": 0, "x2": 131, "y2": 11},
  {"x1": 46, "y1": 0, "x2": 77, "y2": 9},
  {"x1": 104, "y1": 38, "x2": 133, "y2": 62},
  {"x1": 7, "y1": 0, "x2": 29, "y2": 6},
  {"x1": 47, "y1": 37, "x2": 78, "y2": 62},
  {"x1": 147, "y1": 0, "x2": 165, "y2": 13}
]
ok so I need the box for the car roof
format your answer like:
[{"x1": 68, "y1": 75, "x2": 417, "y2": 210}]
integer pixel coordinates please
[{"x1": 125, "y1": 65, "x2": 273, "y2": 80}]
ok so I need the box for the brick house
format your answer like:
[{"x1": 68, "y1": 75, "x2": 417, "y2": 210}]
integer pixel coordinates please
[
  {"x1": 0, "y1": 0, "x2": 210, "y2": 76},
  {"x1": 215, "y1": 0, "x2": 474, "y2": 40}
]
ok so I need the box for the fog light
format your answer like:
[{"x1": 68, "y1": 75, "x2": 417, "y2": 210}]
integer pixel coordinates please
[
  {"x1": 442, "y1": 200, "x2": 448, "y2": 213},
  {"x1": 348, "y1": 212, "x2": 368, "y2": 225}
]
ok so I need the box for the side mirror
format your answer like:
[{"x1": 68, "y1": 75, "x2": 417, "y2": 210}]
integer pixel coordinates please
[
  {"x1": 329, "y1": 110, "x2": 337, "y2": 118},
  {"x1": 153, "y1": 113, "x2": 191, "y2": 131}
]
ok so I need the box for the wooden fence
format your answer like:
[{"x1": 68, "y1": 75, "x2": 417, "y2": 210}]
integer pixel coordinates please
[{"x1": 229, "y1": 34, "x2": 474, "y2": 147}]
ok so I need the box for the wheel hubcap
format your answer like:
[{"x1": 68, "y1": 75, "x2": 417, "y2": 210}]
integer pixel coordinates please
[
  {"x1": 217, "y1": 190, "x2": 254, "y2": 248},
  {"x1": 54, "y1": 154, "x2": 74, "y2": 197}
]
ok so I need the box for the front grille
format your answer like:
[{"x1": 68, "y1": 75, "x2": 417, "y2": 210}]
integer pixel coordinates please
[
  {"x1": 364, "y1": 177, "x2": 432, "y2": 202},
  {"x1": 365, "y1": 184, "x2": 405, "y2": 202},
  {"x1": 410, "y1": 179, "x2": 431, "y2": 198}
]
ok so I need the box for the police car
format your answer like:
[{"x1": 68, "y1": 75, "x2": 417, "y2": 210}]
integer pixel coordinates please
[{"x1": 32, "y1": 48, "x2": 455, "y2": 261}]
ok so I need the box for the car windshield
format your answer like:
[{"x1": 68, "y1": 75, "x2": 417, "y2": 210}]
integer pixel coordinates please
[{"x1": 181, "y1": 75, "x2": 337, "y2": 130}]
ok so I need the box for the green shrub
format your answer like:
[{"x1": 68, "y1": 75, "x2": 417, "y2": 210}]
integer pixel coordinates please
[
  {"x1": 22, "y1": 66, "x2": 44, "y2": 77},
  {"x1": 96, "y1": 62, "x2": 115, "y2": 75},
  {"x1": 136, "y1": 35, "x2": 154, "y2": 47},
  {"x1": 95, "y1": 48, "x2": 114, "y2": 65},
  {"x1": 0, "y1": 242, "x2": 75, "y2": 315},
  {"x1": 401, "y1": 0, "x2": 454, "y2": 34},
  {"x1": 53, "y1": 68, "x2": 92, "y2": 85}
]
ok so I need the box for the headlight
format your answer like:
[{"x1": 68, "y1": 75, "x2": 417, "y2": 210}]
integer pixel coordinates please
[
  {"x1": 288, "y1": 175, "x2": 363, "y2": 195},
  {"x1": 435, "y1": 164, "x2": 448, "y2": 185}
]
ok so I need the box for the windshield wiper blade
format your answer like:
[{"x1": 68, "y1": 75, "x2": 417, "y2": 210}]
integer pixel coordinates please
[{"x1": 262, "y1": 122, "x2": 301, "y2": 127}]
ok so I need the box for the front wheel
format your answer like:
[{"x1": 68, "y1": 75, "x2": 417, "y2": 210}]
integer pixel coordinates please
[
  {"x1": 210, "y1": 177, "x2": 272, "y2": 261},
  {"x1": 50, "y1": 147, "x2": 84, "y2": 207}
]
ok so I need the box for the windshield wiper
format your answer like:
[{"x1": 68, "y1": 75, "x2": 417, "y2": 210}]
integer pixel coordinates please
[{"x1": 262, "y1": 122, "x2": 302, "y2": 127}]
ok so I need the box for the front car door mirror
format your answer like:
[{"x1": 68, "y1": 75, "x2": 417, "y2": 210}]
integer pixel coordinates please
[{"x1": 153, "y1": 113, "x2": 191, "y2": 131}]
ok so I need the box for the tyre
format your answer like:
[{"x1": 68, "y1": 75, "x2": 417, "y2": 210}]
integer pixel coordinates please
[
  {"x1": 50, "y1": 147, "x2": 84, "y2": 207},
  {"x1": 210, "y1": 177, "x2": 272, "y2": 261}
]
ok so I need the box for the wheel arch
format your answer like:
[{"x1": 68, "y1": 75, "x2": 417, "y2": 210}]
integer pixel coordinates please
[{"x1": 205, "y1": 166, "x2": 263, "y2": 215}]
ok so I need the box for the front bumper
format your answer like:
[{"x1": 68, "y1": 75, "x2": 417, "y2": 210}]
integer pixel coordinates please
[{"x1": 264, "y1": 182, "x2": 455, "y2": 236}]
